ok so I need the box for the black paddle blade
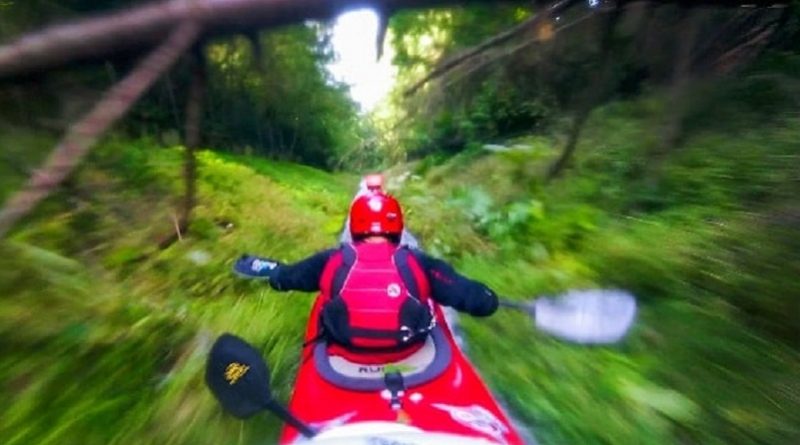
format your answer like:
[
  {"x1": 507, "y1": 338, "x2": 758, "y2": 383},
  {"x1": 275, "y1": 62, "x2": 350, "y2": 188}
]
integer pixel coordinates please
[{"x1": 205, "y1": 333, "x2": 272, "y2": 419}]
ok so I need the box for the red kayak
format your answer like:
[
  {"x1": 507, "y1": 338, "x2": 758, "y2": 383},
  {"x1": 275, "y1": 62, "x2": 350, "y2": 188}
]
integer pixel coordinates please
[{"x1": 279, "y1": 296, "x2": 525, "y2": 444}]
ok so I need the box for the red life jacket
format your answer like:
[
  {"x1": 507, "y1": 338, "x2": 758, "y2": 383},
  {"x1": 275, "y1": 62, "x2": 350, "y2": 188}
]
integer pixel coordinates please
[{"x1": 318, "y1": 242, "x2": 434, "y2": 362}]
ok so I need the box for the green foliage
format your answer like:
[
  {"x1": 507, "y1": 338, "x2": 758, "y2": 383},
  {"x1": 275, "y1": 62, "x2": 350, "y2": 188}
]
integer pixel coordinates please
[
  {"x1": 397, "y1": 62, "x2": 800, "y2": 444},
  {"x1": 0, "y1": 3, "x2": 362, "y2": 169},
  {"x1": 390, "y1": 6, "x2": 529, "y2": 75},
  {"x1": 410, "y1": 76, "x2": 556, "y2": 157},
  {"x1": 197, "y1": 28, "x2": 361, "y2": 168},
  {"x1": 0, "y1": 124, "x2": 57, "y2": 203},
  {"x1": 384, "y1": 3, "x2": 800, "y2": 166},
  {"x1": 680, "y1": 56, "x2": 800, "y2": 139},
  {"x1": 384, "y1": 5, "x2": 556, "y2": 159}
]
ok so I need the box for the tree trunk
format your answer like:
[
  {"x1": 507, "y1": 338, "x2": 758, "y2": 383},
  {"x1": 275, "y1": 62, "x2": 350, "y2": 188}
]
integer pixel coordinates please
[
  {"x1": 545, "y1": 4, "x2": 622, "y2": 181},
  {"x1": 266, "y1": 121, "x2": 276, "y2": 151},
  {"x1": 277, "y1": 125, "x2": 286, "y2": 151},
  {"x1": 647, "y1": 7, "x2": 704, "y2": 174},
  {"x1": 255, "y1": 118, "x2": 265, "y2": 149},
  {"x1": 158, "y1": 57, "x2": 205, "y2": 251},
  {"x1": 181, "y1": 53, "x2": 206, "y2": 229},
  {"x1": 288, "y1": 120, "x2": 300, "y2": 156},
  {"x1": 164, "y1": 73, "x2": 183, "y2": 131},
  {"x1": 546, "y1": 110, "x2": 589, "y2": 180}
]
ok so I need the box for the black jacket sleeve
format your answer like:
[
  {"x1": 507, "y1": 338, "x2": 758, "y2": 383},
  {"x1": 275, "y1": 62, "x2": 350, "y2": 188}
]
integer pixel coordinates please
[
  {"x1": 412, "y1": 250, "x2": 499, "y2": 317},
  {"x1": 270, "y1": 248, "x2": 336, "y2": 292}
]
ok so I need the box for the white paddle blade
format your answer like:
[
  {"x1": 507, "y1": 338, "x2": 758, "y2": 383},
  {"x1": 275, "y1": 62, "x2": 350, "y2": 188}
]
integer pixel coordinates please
[{"x1": 534, "y1": 289, "x2": 637, "y2": 344}]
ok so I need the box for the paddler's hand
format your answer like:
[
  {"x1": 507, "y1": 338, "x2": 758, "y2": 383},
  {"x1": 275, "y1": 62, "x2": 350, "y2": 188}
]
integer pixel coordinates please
[{"x1": 233, "y1": 254, "x2": 281, "y2": 282}]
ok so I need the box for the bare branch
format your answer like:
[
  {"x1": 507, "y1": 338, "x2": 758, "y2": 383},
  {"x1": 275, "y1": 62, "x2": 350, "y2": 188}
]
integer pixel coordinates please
[
  {"x1": 443, "y1": 11, "x2": 597, "y2": 89},
  {"x1": 712, "y1": 19, "x2": 781, "y2": 74},
  {"x1": 401, "y1": 0, "x2": 789, "y2": 97},
  {"x1": 404, "y1": 0, "x2": 583, "y2": 97},
  {"x1": 0, "y1": 22, "x2": 201, "y2": 238}
]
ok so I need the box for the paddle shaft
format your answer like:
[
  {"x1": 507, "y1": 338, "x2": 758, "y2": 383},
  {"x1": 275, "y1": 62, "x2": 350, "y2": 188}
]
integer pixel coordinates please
[
  {"x1": 266, "y1": 400, "x2": 317, "y2": 438},
  {"x1": 498, "y1": 298, "x2": 536, "y2": 314}
]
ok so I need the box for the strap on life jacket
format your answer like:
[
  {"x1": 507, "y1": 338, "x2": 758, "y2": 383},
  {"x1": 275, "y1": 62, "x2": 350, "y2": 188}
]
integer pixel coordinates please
[{"x1": 317, "y1": 243, "x2": 434, "y2": 352}]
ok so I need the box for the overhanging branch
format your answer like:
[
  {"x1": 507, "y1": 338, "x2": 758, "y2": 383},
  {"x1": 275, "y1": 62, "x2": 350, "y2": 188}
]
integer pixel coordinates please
[
  {"x1": 442, "y1": 10, "x2": 598, "y2": 89},
  {"x1": 402, "y1": 0, "x2": 789, "y2": 97},
  {"x1": 404, "y1": 0, "x2": 582, "y2": 97},
  {"x1": 0, "y1": 0, "x2": 497, "y2": 80}
]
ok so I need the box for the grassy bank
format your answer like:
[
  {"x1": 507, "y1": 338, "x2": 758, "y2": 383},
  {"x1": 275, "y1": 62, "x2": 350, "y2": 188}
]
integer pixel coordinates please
[
  {"x1": 392, "y1": 72, "x2": 800, "y2": 444},
  {"x1": 1, "y1": 138, "x2": 353, "y2": 445}
]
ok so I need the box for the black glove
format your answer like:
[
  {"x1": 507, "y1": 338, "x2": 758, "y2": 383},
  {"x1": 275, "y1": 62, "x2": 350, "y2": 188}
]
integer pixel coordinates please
[
  {"x1": 232, "y1": 255, "x2": 280, "y2": 282},
  {"x1": 468, "y1": 284, "x2": 499, "y2": 317}
]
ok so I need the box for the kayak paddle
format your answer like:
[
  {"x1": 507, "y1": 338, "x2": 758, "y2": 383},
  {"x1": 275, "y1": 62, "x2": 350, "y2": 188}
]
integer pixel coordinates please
[
  {"x1": 205, "y1": 333, "x2": 317, "y2": 438},
  {"x1": 499, "y1": 289, "x2": 637, "y2": 344}
]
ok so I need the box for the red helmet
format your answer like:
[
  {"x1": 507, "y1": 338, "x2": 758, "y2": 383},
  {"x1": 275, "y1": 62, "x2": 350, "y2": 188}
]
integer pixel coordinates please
[{"x1": 349, "y1": 192, "x2": 403, "y2": 238}]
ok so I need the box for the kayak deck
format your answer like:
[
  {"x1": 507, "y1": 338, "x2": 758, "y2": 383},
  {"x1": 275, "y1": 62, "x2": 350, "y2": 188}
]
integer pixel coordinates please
[{"x1": 279, "y1": 299, "x2": 524, "y2": 444}]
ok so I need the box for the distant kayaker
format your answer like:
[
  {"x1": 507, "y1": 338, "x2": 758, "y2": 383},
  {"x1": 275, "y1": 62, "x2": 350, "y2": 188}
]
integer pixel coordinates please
[{"x1": 234, "y1": 189, "x2": 498, "y2": 363}]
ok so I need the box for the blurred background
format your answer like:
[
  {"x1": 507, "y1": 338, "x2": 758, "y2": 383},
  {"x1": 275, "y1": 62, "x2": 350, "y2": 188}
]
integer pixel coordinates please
[{"x1": 0, "y1": 0, "x2": 798, "y2": 444}]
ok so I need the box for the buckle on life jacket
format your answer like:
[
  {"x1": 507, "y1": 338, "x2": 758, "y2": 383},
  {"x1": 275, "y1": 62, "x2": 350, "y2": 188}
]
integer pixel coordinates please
[{"x1": 399, "y1": 314, "x2": 437, "y2": 343}]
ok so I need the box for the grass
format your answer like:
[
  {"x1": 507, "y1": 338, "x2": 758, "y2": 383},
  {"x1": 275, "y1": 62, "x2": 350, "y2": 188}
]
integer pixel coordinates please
[{"x1": 0, "y1": 137, "x2": 351, "y2": 445}]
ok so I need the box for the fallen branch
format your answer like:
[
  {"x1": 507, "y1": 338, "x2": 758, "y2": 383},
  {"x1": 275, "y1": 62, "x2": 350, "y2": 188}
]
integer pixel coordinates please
[{"x1": 0, "y1": 22, "x2": 201, "y2": 238}]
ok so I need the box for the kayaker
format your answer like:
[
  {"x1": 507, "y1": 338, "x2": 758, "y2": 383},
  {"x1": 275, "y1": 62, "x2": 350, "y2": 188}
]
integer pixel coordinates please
[
  {"x1": 234, "y1": 190, "x2": 498, "y2": 363},
  {"x1": 340, "y1": 173, "x2": 420, "y2": 249}
]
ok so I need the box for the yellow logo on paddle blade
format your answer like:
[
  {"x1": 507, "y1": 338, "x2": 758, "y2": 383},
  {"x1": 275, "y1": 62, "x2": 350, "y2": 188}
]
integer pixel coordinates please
[{"x1": 224, "y1": 362, "x2": 250, "y2": 385}]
